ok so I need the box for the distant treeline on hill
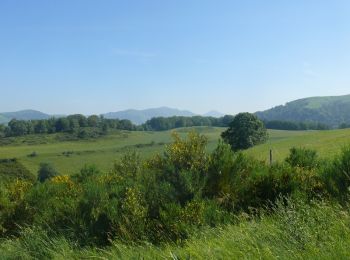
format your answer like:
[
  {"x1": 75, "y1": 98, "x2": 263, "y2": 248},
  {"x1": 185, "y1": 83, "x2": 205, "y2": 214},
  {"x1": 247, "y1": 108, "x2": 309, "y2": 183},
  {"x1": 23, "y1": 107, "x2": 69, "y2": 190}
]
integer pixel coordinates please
[
  {"x1": 0, "y1": 115, "x2": 137, "y2": 138},
  {"x1": 0, "y1": 114, "x2": 235, "y2": 137},
  {"x1": 263, "y1": 120, "x2": 330, "y2": 131},
  {"x1": 142, "y1": 115, "x2": 234, "y2": 130},
  {"x1": 0, "y1": 113, "x2": 339, "y2": 138}
]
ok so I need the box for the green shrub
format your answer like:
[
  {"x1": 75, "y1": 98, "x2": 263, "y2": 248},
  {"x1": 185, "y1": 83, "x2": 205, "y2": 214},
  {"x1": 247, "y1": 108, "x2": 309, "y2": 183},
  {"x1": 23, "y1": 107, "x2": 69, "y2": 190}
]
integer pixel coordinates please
[
  {"x1": 2, "y1": 130, "x2": 350, "y2": 252},
  {"x1": 0, "y1": 159, "x2": 35, "y2": 183},
  {"x1": 285, "y1": 147, "x2": 319, "y2": 169},
  {"x1": 37, "y1": 162, "x2": 59, "y2": 182},
  {"x1": 322, "y1": 146, "x2": 350, "y2": 200}
]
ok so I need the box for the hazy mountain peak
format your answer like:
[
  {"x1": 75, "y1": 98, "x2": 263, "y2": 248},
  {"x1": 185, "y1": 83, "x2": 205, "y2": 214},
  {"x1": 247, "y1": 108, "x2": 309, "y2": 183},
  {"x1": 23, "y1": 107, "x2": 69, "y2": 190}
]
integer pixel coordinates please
[
  {"x1": 0, "y1": 110, "x2": 51, "y2": 124},
  {"x1": 103, "y1": 107, "x2": 196, "y2": 124},
  {"x1": 203, "y1": 110, "x2": 224, "y2": 117}
]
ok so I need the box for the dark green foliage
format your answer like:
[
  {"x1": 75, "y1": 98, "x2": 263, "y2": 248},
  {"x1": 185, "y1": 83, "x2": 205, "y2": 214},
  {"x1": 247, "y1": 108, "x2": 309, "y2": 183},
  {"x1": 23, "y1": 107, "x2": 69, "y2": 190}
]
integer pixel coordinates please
[
  {"x1": 55, "y1": 118, "x2": 71, "y2": 132},
  {"x1": 7, "y1": 119, "x2": 30, "y2": 136},
  {"x1": 221, "y1": 113, "x2": 268, "y2": 151},
  {"x1": 0, "y1": 159, "x2": 35, "y2": 183},
  {"x1": 34, "y1": 120, "x2": 48, "y2": 134},
  {"x1": 339, "y1": 122, "x2": 350, "y2": 129},
  {"x1": 87, "y1": 115, "x2": 99, "y2": 127},
  {"x1": 1, "y1": 132, "x2": 350, "y2": 250},
  {"x1": 27, "y1": 151, "x2": 38, "y2": 158},
  {"x1": 0, "y1": 124, "x2": 6, "y2": 137},
  {"x1": 141, "y1": 115, "x2": 232, "y2": 131},
  {"x1": 264, "y1": 120, "x2": 330, "y2": 130},
  {"x1": 286, "y1": 147, "x2": 319, "y2": 169},
  {"x1": 321, "y1": 146, "x2": 350, "y2": 200},
  {"x1": 37, "y1": 163, "x2": 59, "y2": 182},
  {"x1": 2, "y1": 115, "x2": 136, "y2": 138},
  {"x1": 0, "y1": 113, "x2": 332, "y2": 140}
]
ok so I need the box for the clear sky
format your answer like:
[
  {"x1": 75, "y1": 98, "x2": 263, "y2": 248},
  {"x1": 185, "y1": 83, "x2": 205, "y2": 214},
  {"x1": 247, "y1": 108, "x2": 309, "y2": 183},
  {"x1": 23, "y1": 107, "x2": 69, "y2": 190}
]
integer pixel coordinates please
[{"x1": 1, "y1": 0, "x2": 350, "y2": 115}]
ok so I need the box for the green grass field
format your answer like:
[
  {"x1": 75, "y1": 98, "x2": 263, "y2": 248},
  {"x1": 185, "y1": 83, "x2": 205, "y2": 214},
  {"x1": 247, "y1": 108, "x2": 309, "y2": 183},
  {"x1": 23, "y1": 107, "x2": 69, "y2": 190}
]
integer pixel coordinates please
[
  {"x1": 248, "y1": 129, "x2": 350, "y2": 162},
  {"x1": 0, "y1": 127, "x2": 223, "y2": 175},
  {"x1": 1, "y1": 127, "x2": 350, "y2": 175}
]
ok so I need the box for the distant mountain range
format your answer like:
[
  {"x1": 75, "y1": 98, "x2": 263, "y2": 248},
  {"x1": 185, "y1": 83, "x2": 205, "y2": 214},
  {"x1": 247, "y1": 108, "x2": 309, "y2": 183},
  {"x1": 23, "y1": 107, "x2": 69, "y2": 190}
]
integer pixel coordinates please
[
  {"x1": 3, "y1": 95, "x2": 350, "y2": 127},
  {"x1": 203, "y1": 110, "x2": 225, "y2": 117},
  {"x1": 0, "y1": 107, "x2": 224, "y2": 125},
  {"x1": 0, "y1": 110, "x2": 51, "y2": 124},
  {"x1": 256, "y1": 94, "x2": 350, "y2": 127},
  {"x1": 103, "y1": 107, "x2": 196, "y2": 125}
]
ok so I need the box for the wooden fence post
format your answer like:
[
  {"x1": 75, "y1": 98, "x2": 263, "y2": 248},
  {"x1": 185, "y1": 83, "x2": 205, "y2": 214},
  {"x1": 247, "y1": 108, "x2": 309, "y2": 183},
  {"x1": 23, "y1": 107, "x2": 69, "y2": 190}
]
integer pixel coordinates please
[{"x1": 269, "y1": 149, "x2": 272, "y2": 166}]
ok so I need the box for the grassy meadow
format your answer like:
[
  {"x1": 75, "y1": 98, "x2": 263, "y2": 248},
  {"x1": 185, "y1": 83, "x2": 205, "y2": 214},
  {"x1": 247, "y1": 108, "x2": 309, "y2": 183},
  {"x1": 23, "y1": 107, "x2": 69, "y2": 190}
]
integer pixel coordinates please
[
  {"x1": 1, "y1": 127, "x2": 350, "y2": 176},
  {"x1": 0, "y1": 127, "x2": 223, "y2": 175},
  {"x1": 249, "y1": 128, "x2": 350, "y2": 162}
]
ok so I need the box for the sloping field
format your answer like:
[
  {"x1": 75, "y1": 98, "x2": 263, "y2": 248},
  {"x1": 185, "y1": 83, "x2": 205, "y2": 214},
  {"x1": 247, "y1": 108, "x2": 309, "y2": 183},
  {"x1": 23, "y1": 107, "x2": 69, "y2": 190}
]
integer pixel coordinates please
[{"x1": 247, "y1": 129, "x2": 350, "y2": 162}]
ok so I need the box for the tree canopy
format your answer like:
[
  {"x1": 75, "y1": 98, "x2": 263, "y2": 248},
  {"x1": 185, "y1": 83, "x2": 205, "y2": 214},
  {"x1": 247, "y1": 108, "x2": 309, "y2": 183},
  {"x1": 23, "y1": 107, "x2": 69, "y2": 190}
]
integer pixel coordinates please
[{"x1": 221, "y1": 112, "x2": 268, "y2": 151}]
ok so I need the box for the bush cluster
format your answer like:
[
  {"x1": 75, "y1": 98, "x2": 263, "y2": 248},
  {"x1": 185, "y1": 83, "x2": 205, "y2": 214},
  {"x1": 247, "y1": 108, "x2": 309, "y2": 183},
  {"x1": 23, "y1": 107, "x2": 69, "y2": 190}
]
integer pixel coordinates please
[{"x1": 0, "y1": 132, "x2": 350, "y2": 248}]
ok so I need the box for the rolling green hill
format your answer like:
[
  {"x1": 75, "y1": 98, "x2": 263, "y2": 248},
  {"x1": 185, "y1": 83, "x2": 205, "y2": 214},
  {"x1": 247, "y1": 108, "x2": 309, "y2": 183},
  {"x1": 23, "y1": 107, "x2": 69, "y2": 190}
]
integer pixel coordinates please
[{"x1": 256, "y1": 94, "x2": 350, "y2": 127}]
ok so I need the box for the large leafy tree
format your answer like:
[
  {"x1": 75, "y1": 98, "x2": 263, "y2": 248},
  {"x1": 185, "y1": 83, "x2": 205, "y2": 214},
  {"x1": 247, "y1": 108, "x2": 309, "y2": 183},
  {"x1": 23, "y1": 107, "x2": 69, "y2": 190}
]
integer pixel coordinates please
[
  {"x1": 7, "y1": 119, "x2": 28, "y2": 136},
  {"x1": 221, "y1": 112, "x2": 268, "y2": 151}
]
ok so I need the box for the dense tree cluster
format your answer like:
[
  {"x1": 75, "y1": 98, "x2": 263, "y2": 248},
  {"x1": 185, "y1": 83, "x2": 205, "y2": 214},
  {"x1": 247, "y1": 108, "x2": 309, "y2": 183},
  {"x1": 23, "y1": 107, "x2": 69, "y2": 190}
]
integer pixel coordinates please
[
  {"x1": 339, "y1": 123, "x2": 350, "y2": 129},
  {"x1": 0, "y1": 115, "x2": 138, "y2": 137},
  {"x1": 0, "y1": 113, "x2": 339, "y2": 139},
  {"x1": 264, "y1": 120, "x2": 330, "y2": 130},
  {"x1": 142, "y1": 115, "x2": 235, "y2": 131},
  {"x1": 0, "y1": 115, "x2": 235, "y2": 137}
]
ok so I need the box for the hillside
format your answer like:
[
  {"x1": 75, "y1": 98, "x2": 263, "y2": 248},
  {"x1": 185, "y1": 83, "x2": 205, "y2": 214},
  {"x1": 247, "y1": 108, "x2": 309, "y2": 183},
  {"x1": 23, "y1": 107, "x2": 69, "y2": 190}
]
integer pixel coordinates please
[
  {"x1": 255, "y1": 94, "x2": 350, "y2": 127},
  {"x1": 103, "y1": 107, "x2": 195, "y2": 124},
  {"x1": 0, "y1": 110, "x2": 51, "y2": 124}
]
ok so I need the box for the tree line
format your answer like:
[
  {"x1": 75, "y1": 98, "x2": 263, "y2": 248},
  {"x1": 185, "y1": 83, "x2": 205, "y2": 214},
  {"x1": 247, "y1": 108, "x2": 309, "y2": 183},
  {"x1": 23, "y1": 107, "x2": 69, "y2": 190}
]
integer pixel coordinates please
[
  {"x1": 0, "y1": 115, "x2": 138, "y2": 138},
  {"x1": 0, "y1": 115, "x2": 236, "y2": 137},
  {"x1": 263, "y1": 120, "x2": 330, "y2": 130},
  {"x1": 0, "y1": 113, "x2": 339, "y2": 138}
]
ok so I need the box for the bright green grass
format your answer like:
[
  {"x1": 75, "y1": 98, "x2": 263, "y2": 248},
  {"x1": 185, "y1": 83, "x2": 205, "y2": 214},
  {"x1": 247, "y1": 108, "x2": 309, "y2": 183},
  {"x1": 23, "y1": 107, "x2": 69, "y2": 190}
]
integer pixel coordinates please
[
  {"x1": 246, "y1": 128, "x2": 350, "y2": 162},
  {"x1": 1, "y1": 127, "x2": 350, "y2": 175},
  {"x1": 0, "y1": 127, "x2": 223, "y2": 175}
]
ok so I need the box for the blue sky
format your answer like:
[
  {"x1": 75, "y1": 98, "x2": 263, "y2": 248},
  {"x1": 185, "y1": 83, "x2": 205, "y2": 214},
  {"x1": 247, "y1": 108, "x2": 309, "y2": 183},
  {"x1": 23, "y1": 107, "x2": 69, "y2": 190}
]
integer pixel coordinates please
[{"x1": 1, "y1": 0, "x2": 350, "y2": 115}]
